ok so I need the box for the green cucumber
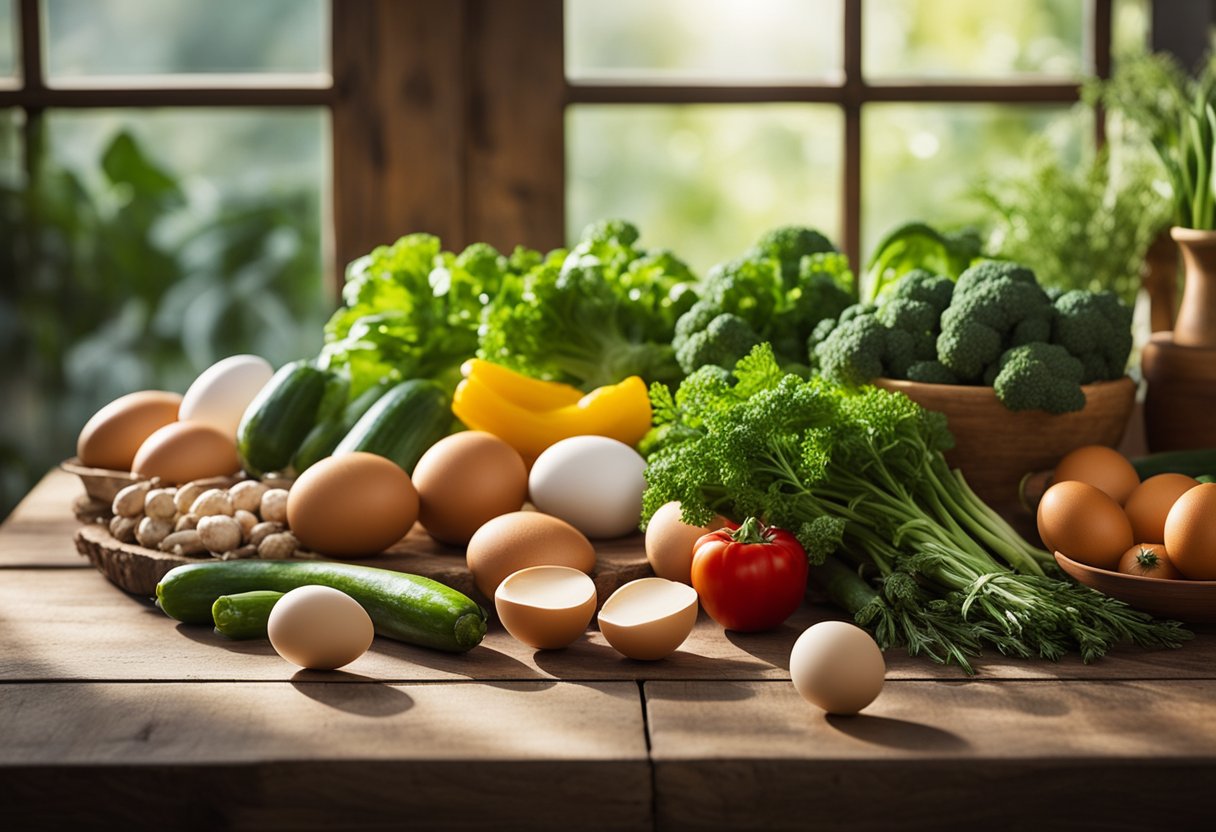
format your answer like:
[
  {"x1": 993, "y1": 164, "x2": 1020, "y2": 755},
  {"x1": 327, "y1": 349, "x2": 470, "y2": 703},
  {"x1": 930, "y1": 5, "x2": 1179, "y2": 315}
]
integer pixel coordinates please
[
  {"x1": 292, "y1": 378, "x2": 395, "y2": 473},
  {"x1": 212, "y1": 590, "x2": 283, "y2": 640},
  {"x1": 157, "y1": 560, "x2": 486, "y2": 653},
  {"x1": 1131, "y1": 449, "x2": 1216, "y2": 480},
  {"x1": 237, "y1": 360, "x2": 335, "y2": 477},
  {"x1": 333, "y1": 379, "x2": 450, "y2": 474}
]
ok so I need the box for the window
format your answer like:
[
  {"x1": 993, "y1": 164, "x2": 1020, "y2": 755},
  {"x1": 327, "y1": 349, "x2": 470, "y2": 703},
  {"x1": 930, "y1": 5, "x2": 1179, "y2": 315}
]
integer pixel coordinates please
[
  {"x1": 1, "y1": 0, "x2": 331, "y2": 514},
  {"x1": 564, "y1": 0, "x2": 1146, "y2": 269}
]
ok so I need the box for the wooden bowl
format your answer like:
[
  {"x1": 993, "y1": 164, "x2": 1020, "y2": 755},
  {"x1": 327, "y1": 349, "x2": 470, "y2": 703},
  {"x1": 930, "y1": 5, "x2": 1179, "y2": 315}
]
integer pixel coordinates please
[
  {"x1": 874, "y1": 377, "x2": 1136, "y2": 511},
  {"x1": 59, "y1": 458, "x2": 146, "y2": 505},
  {"x1": 1055, "y1": 551, "x2": 1216, "y2": 623}
]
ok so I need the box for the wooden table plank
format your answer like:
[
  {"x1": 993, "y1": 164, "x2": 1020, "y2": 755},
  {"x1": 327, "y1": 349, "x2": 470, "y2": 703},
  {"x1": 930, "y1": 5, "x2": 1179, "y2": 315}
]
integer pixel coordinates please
[
  {"x1": 3, "y1": 568, "x2": 1214, "y2": 683},
  {"x1": 0, "y1": 680, "x2": 651, "y2": 831},
  {"x1": 645, "y1": 679, "x2": 1216, "y2": 831},
  {"x1": 0, "y1": 469, "x2": 88, "y2": 568}
]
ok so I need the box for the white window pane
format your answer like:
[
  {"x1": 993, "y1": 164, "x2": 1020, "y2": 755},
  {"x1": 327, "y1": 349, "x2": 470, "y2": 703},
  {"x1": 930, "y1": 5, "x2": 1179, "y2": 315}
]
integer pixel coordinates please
[
  {"x1": 862, "y1": 103, "x2": 1089, "y2": 256},
  {"x1": 45, "y1": 0, "x2": 328, "y2": 85},
  {"x1": 568, "y1": 104, "x2": 842, "y2": 272},
  {"x1": 566, "y1": 0, "x2": 843, "y2": 83},
  {"x1": 864, "y1": 0, "x2": 1086, "y2": 80}
]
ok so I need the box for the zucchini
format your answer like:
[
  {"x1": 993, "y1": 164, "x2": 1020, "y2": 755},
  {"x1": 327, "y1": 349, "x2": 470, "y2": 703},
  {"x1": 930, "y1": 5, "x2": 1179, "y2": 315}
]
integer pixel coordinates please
[
  {"x1": 212, "y1": 590, "x2": 283, "y2": 640},
  {"x1": 292, "y1": 378, "x2": 395, "y2": 473},
  {"x1": 1131, "y1": 449, "x2": 1216, "y2": 480},
  {"x1": 158, "y1": 560, "x2": 487, "y2": 653},
  {"x1": 237, "y1": 361, "x2": 335, "y2": 477},
  {"x1": 333, "y1": 379, "x2": 451, "y2": 474}
]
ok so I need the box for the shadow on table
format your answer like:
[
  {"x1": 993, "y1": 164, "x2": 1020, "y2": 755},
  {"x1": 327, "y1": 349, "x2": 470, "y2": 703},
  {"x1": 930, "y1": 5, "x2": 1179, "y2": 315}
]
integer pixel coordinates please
[
  {"x1": 174, "y1": 622, "x2": 278, "y2": 655},
  {"x1": 724, "y1": 622, "x2": 804, "y2": 671},
  {"x1": 290, "y1": 669, "x2": 415, "y2": 716},
  {"x1": 825, "y1": 713, "x2": 970, "y2": 752}
]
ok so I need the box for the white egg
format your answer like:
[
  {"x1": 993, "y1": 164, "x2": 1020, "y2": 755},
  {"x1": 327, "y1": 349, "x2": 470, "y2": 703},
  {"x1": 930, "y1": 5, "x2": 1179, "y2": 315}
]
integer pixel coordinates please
[
  {"x1": 529, "y1": 436, "x2": 646, "y2": 539},
  {"x1": 789, "y1": 621, "x2": 885, "y2": 715},
  {"x1": 267, "y1": 585, "x2": 374, "y2": 670},
  {"x1": 179, "y1": 355, "x2": 274, "y2": 440}
]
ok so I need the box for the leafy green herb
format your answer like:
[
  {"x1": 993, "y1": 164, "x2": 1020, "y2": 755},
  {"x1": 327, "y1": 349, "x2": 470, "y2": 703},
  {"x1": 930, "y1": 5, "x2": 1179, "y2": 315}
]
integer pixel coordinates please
[
  {"x1": 643, "y1": 344, "x2": 1191, "y2": 673},
  {"x1": 863, "y1": 222, "x2": 982, "y2": 302}
]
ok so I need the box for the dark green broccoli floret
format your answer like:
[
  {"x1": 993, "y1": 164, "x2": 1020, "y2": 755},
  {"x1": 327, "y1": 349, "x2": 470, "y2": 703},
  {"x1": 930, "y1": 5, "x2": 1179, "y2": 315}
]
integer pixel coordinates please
[
  {"x1": 1009, "y1": 313, "x2": 1054, "y2": 347},
  {"x1": 814, "y1": 315, "x2": 888, "y2": 386},
  {"x1": 993, "y1": 343, "x2": 1086, "y2": 414},
  {"x1": 753, "y1": 225, "x2": 836, "y2": 283},
  {"x1": 883, "y1": 328, "x2": 919, "y2": 378},
  {"x1": 906, "y1": 360, "x2": 959, "y2": 384},
  {"x1": 1051, "y1": 290, "x2": 1133, "y2": 383},
  {"x1": 702, "y1": 256, "x2": 784, "y2": 323},
  {"x1": 675, "y1": 299, "x2": 723, "y2": 343},
  {"x1": 840, "y1": 303, "x2": 876, "y2": 323},
  {"x1": 877, "y1": 298, "x2": 938, "y2": 333},
  {"x1": 981, "y1": 362, "x2": 1000, "y2": 387},
  {"x1": 892, "y1": 269, "x2": 955, "y2": 315},
  {"x1": 937, "y1": 317, "x2": 1003, "y2": 380},
  {"x1": 935, "y1": 260, "x2": 1053, "y2": 381},
  {"x1": 675, "y1": 313, "x2": 761, "y2": 375}
]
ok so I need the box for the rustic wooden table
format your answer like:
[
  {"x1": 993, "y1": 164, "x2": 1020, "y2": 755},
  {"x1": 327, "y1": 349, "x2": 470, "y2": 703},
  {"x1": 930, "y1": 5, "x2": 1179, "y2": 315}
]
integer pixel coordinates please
[{"x1": 2, "y1": 471, "x2": 1214, "y2": 831}]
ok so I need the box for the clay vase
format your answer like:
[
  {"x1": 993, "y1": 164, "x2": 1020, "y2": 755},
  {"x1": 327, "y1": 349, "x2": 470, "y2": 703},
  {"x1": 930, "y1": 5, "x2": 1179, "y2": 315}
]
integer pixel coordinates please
[
  {"x1": 1140, "y1": 228, "x2": 1216, "y2": 452},
  {"x1": 1170, "y1": 227, "x2": 1216, "y2": 347}
]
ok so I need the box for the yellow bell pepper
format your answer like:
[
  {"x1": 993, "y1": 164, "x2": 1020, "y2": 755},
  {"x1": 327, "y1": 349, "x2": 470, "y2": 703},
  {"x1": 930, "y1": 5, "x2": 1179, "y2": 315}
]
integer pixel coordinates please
[
  {"x1": 458, "y1": 359, "x2": 583, "y2": 411},
  {"x1": 452, "y1": 364, "x2": 653, "y2": 464}
]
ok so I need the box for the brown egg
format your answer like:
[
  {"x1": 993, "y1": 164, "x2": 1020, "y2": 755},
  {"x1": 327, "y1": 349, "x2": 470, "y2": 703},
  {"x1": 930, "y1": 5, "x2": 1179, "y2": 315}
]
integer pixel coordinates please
[
  {"x1": 466, "y1": 511, "x2": 595, "y2": 599},
  {"x1": 494, "y1": 565, "x2": 597, "y2": 650},
  {"x1": 644, "y1": 501, "x2": 729, "y2": 585},
  {"x1": 1116, "y1": 543, "x2": 1183, "y2": 580},
  {"x1": 1037, "y1": 480, "x2": 1133, "y2": 570},
  {"x1": 77, "y1": 390, "x2": 182, "y2": 471},
  {"x1": 412, "y1": 431, "x2": 528, "y2": 546},
  {"x1": 1164, "y1": 482, "x2": 1216, "y2": 580},
  {"x1": 1124, "y1": 474, "x2": 1199, "y2": 545},
  {"x1": 1052, "y1": 445, "x2": 1140, "y2": 505},
  {"x1": 131, "y1": 421, "x2": 242, "y2": 484},
  {"x1": 287, "y1": 452, "x2": 419, "y2": 558}
]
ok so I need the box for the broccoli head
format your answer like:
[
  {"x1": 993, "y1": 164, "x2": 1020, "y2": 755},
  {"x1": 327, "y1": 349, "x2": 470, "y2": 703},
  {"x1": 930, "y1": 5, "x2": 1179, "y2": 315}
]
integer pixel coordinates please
[
  {"x1": 675, "y1": 313, "x2": 762, "y2": 375},
  {"x1": 891, "y1": 269, "x2": 955, "y2": 315},
  {"x1": 993, "y1": 343, "x2": 1086, "y2": 414},
  {"x1": 814, "y1": 315, "x2": 888, "y2": 386},
  {"x1": 877, "y1": 298, "x2": 939, "y2": 334},
  {"x1": 935, "y1": 260, "x2": 1053, "y2": 381},
  {"x1": 752, "y1": 225, "x2": 837, "y2": 284},
  {"x1": 1051, "y1": 290, "x2": 1133, "y2": 383},
  {"x1": 906, "y1": 360, "x2": 959, "y2": 385}
]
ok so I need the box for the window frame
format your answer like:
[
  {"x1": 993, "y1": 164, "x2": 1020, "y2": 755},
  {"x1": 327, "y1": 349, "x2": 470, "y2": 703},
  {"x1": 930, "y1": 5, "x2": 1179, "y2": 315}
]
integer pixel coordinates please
[{"x1": 0, "y1": 0, "x2": 1167, "y2": 281}]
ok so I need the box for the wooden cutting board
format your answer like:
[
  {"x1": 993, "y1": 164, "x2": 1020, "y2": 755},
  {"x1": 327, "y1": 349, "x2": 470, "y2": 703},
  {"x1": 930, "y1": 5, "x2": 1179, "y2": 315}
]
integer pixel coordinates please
[{"x1": 74, "y1": 521, "x2": 653, "y2": 608}]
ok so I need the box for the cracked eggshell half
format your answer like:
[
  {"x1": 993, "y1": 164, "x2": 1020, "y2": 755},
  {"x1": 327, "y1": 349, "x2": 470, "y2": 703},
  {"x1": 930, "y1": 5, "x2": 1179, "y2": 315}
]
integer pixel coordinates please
[
  {"x1": 597, "y1": 577, "x2": 699, "y2": 661},
  {"x1": 494, "y1": 565, "x2": 597, "y2": 650}
]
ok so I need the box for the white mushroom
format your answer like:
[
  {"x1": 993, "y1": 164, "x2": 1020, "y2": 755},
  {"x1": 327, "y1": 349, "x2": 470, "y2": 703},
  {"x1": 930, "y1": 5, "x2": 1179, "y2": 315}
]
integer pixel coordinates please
[
  {"x1": 144, "y1": 488, "x2": 177, "y2": 521},
  {"x1": 228, "y1": 480, "x2": 270, "y2": 515},
  {"x1": 258, "y1": 531, "x2": 298, "y2": 560},
  {"x1": 112, "y1": 481, "x2": 152, "y2": 518},
  {"x1": 197, "y1": 515, "x2": 242, "y2": 554},
  {"x1": 190, "y1": 489, "x2": 234, "y2": 518},
  {"x1": 259, "y1": 489, "x2": 289, "y2": 524},
  {"x1": 135, "y1": 516, "x2": 173, "y2": 549}
]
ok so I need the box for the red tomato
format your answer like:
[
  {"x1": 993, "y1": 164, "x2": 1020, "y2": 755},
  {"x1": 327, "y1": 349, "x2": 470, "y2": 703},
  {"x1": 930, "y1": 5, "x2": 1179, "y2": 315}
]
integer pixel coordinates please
[{"x1": 690, "y1": 517, "x2": 808, "y2": 632}]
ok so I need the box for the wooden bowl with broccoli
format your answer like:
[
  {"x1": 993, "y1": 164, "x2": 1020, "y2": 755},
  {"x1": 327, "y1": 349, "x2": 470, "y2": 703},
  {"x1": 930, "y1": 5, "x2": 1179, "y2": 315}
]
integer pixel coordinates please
[{"x1": 874, "y1": 376, "x2": 1136, "y2": 513}]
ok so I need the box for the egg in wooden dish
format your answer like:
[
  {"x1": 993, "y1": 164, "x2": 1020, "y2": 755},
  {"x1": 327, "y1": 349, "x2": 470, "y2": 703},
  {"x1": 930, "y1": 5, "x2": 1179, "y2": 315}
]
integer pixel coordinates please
[
  {"x1": 597, "y1": 577, "x2": 698, "y2": 661},
  {"x1": 1037, "y1": 480, "x2": 1133, "y2": 570},
  {"x1": 1052, "y1": 445, "x2": 1140, "y2": 505},
  {"x1": 286, "y1": 452, "x2": 419, "y2": 558},
  {"x1": 1123, "y1": 473, "x2": 1198, "y2": 545},
  {"x1": 466, "y1": 511, "x2": 595, "y2": 599},
  {"x1": 131, "y1": 421, "x2": 242, "y2": 484},
  {"x1": 77, "y1": 390, "x2": 183, "y2": 471},
  {"x1": 494, "y1": 565, "x2": 597, "y2": 650},
  {"x1": 1164, "y1": 483, "x2": 1216, "y2": 579},
  {"x1": 412, "y1": 431, "x2": 528, "y2": 546}
]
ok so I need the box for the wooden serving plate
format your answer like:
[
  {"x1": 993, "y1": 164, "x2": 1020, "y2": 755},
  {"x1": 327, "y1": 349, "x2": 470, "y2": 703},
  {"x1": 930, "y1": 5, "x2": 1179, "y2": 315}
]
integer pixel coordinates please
[
  {"x1": 1055, "y1": 551, "x2": 1216, "y2": 623},
  {"x1": 75, "y1": 521, "x2": 654, "y2": 609}
]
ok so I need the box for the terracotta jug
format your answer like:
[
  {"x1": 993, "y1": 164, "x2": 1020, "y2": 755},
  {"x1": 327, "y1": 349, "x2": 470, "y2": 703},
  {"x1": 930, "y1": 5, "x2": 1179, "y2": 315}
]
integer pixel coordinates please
[{"x1": 1140, "y1": 227, "x2": 1216, "y2": 451}]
